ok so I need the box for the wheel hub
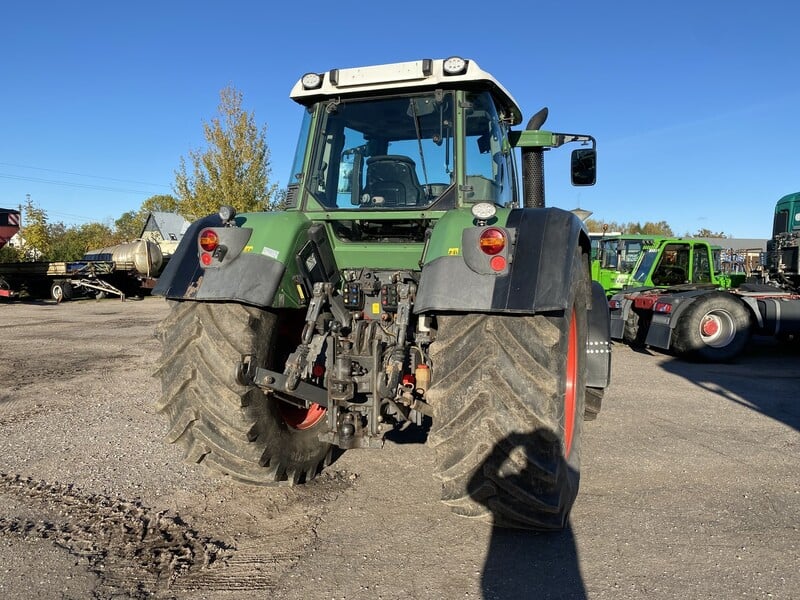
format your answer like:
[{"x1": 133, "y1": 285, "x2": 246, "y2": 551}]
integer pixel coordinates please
[
  {"x1": 278, "y1": 402, "x2": 327, "y2": 430},
  {"x1": 698, "y1": 309, "x2": 736, "y2": 347},
  {"x1": 701, "y1": 316, "x2": 719, "y2": 337}
]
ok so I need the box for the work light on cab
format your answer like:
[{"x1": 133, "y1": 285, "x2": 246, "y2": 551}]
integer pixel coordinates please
[
  {"x1": 443, "y1": 56, "x2": 468, "y2": 75},
  {"x1": 301, "y1": 72, "x2": 323, "y2": 90}
]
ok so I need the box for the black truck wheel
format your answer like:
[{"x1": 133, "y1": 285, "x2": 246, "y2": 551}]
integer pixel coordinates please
[
  {"x1": 155, "y1": 301, "x2": 331, "y2": 485},
  {"x1": 51, "y1": 281, "x2": 73, "y2": 302},
  {"x1": 622, "y1": 309, "x2": 646, "y2": 347},
  {"x1": 584, "y1": 387, "x2": 603, "y2": 421},
  {"x1": 670, "y1": 292, "x2": 752, "y2": 362},
  {"x1": 427, "y1": 248, "x2": 588, "y2": 530},
  {"x1": 622, "y1": 309, "x2": 638, "y2": 344}
]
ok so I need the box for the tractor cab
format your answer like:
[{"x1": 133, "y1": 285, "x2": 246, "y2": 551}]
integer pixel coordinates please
[
  {"x1": 285, "y1": 58, "x2": 522, "y2": 215},
  {"x1": 769, "y1": 192, "x2": 800, "y2": 284},
  {"x1": 772, "y1": 191, "x2": 800, "y2": 237}
]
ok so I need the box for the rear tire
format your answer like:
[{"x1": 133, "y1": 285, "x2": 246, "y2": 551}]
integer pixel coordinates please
[
  {"x1": 622, "y1": 309, "x2": 644, "y2": 347},
  {"x1": 427, "y1": 248, "x2": 588, "y2": 530},
  {"x1": 584, "y1": 387, "x2": 603, "y2": 421},
  {"x1": 670, "y1": 292, "x2": 751, "y2": 362},
  {"x1": 155, "y1": 301, "x2": 331, "y2": 485},
  {"x1": 51, "y1": 281, "x2": 73, "y2": 302}
]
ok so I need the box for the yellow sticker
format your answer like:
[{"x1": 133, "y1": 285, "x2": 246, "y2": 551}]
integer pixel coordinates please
[
  {"x1": 372, "y1": 302, "x2": 380, "y2": 314},
  {"x1": 448, "y1": 247, "x2": 460, "y2": 256},
  {"x1": 244, "y1": 245, "x2": 253, "y2": 253}
]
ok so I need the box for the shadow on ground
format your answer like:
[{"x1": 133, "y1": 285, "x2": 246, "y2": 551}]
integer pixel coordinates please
[
  {"x1": 468, "y1": 430, "x2": 587, "y2": 600},
  {"x1": 481, "y1": 525, "x2": 585, "y2": 600},
  {"x1": 659, "y1": 336, "x2": 800, "y2": 432}
]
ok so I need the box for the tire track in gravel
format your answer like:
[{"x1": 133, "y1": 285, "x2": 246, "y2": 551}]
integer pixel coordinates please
[
  {"x1": 0, "y1": 471, "x2": 355, "y2": 598},
  {"x1": 0, "y1": 472, "x2": 232, "y2": 598}
]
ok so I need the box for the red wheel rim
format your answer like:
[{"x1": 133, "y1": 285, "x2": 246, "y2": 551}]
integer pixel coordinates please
[
  {"x1": 564, "y1": 308, "x2": 578, "y2": 458},
  {"x1": 278, "y1": 402, "x2": 327, "y2": 430}
]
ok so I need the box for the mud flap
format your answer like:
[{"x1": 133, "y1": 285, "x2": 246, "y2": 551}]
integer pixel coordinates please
[{"x1": 587, "y1": 281, "x2": 611, "y2": 389}]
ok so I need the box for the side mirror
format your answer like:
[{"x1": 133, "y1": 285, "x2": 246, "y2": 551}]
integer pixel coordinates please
[{"x1": 571, "y1": 148, "x2": 596, "y2": 186}]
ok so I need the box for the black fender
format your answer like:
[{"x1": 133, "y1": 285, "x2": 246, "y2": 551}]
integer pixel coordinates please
[
  {"x1": 153, "y1": 213, "x2": 285, "y2": 307},
  {"x1": 587, "y1": 281, "x2": 612, "y2": 389},
  {"x1": 153, "y1": 214, "x2": 221, "y2": 299},
  {"x1": 415, "y1": 207, "x2": 590, "y2": 313},
  {"x1": 608, "y1": 286, "x2": 652, "y2": 340},
  {"x1": 642, "y1": 289, "x2": 721, "y2": 350}
]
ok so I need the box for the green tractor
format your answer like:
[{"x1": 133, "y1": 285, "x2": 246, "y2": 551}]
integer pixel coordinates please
[{"x1": 153, "y1": 57, "x2": 611, "y2": 530}]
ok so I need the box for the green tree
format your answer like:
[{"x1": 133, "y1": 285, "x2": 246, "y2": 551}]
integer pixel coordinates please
[
  {"x1": 271, "y1": 187, "x2": 289, "y2": 211},
  {"x1": 583, "y1": 219, "x2": 675, "y2": 236},
  {"x1": 114, "y1": 194, "x2": 182, "y2": 242},
  {"x1": 47, "y1": 222, "x2": 81, "y2": 261},
  {"x1": 174, "y1": 86, "x2": 277, "y2": 218},
  {"x1": 20, "y1": 198, "x2": 50, "y2": 260},
  {"x1": 0, "y1": 245, "x2": 21, "y2": 262},
  {"x1": 584, "y1": 219, "x2": 625, "y2": 233},
  {"x1": 694, "y1": 228, "x2": 728, "y2": 238},
  {"x1": 49, "y1": 221, "x2": 116, "y2": 261},
  {"x1": 142, "y1": 193, "x2": 180, "y2": 214},
  {"x1": 114, "y1": 211, "x2": 144, "y2": 242},
  {"x1": 638, "y1": 221, "x2": 674, "y2": 236},
  {"x1": 77, "y1": 222, "x2": 116, "y2": 251}
]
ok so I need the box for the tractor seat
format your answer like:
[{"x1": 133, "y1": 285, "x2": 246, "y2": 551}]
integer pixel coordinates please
[{"x1": 364, "y1": 155, "x2": 426, "y2": 206}]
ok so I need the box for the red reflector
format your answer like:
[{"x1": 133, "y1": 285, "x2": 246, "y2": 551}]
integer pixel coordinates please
[
  {"x1": 199, "y1": 229, "x2": 219, "y2": 251},
  {"x1": 654, "y1": 302, "x2": 672, "y2": 314},
  {"x1": 609, "y1": 299, "x2": 621, "y2": 309},
  {"x1": 490, "y1": 255, "x2": 506, "y2": 271},
  {"x1": 479, "y1": 227, "x2": 506, "y2": 255},
  {"x1": 200, "y1": 252, "x2": 213, "y2": 266},
  {"x1": 312, "y1": 364, "x2": 325, "y2": 377}
]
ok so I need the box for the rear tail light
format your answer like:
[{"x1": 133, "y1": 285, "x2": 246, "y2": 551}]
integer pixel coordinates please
[
  {"x1": 654, "y1": 301, "x2": 672, "y2": 314},
  {"x1": 489, "y1": 255, "x2": 506, "y2": 271},
  {"x1": 199, "y1": 228, "x2": 220, "y2": 266},
  {"x1": 199, "y1": 229, "x2": 219, "y2": 252},
  {"x1": 608, "y1": 299, "x2": 621, "y2": 310},
  {"x1": 479, "y1": 228, "x2": 506, "y2": 255}
]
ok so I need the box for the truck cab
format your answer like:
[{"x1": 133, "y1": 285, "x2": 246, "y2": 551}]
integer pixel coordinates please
[
  {"x1": 591, "y1": 234, "x2": 659, "y2": 297},
  {"x1": 626, "y1": 238, "x2": 743, "y2": 290},
  {"x1": 609, "y1": 238, "x2": 742, "y2": 347}
]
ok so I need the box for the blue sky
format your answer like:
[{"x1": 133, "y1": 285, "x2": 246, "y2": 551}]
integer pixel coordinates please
[{"x1": 2, "y1": 1, "x2": 798, "y2": 238}]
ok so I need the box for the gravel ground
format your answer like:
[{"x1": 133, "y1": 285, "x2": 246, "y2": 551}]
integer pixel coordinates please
[{"x1": 0, "y1": 296, "x2": 797, "y2": 599}]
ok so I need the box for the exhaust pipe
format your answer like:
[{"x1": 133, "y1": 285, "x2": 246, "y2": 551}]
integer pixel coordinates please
[{"x1": 522, "y1": 107, "x2": 548, "y2": 208}]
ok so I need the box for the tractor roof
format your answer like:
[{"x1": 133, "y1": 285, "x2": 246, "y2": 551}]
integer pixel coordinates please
[{"x1": 290, "y1": 57, "x2": 523, "y2": 125}]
